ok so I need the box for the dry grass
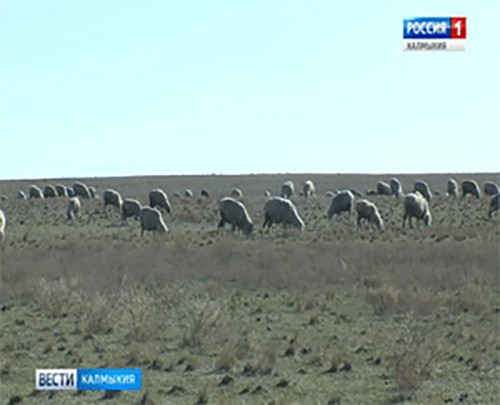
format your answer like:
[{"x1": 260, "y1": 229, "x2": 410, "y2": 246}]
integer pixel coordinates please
[
  {"x1": 391, "y1": 323, "x2": 447, "y2": 393},
  {"x1": 79, "y1": 291, "x2": 119, "y2": 335},
  {"x1": 33, "y1": 278, "x2": 83, "y2": 318},
  {"x1": 178, "y1": 292, "x2": 226, "y2": 351},
  {"x1": 365, "y1": 284, "x2": 400, "y2": 316}
]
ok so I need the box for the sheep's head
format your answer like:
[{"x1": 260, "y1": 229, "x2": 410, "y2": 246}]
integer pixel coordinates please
[
  {"x1": 424, "y1": 212, "x2": 432, "y2": 226},
  {"x1": 243, "y1": 222, "x2": 254, "y2": 237}
]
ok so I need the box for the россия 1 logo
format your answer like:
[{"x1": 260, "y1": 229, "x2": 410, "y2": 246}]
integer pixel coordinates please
[{"x1": 403, "y1": 17, "x2": 466, "y2": 51}]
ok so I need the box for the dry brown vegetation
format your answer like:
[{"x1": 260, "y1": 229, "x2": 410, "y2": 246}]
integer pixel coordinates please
[{"x1": 0, "y1": 173, "x2": 499, "y2": 404}]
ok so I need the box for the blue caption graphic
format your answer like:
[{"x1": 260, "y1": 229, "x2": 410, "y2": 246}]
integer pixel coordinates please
[
  {"x1": 77, "y1": 368, "x2": 142, "y2": 391},
  {"x1": 403, "y1": 17, "x2": 451, "y2": 39},
  {"x1": 36, "y1": 368, "x2": 143, "y2": 391}
]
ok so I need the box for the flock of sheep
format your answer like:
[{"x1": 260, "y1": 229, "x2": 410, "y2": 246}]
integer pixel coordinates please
[
  {"x1": 5, "y1": 182, "x2": 173, "y2": 237},
  {"x1": 218, "y1": 177, "x2": 498, "y2": 237},
  {"x1": 0, "y1": 176, "x2": 498, "y2": 242}
]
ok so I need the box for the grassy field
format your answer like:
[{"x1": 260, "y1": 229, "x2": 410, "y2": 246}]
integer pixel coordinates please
[{"x1": 0, "y1": 173, "x2": 499, "y2": 404}]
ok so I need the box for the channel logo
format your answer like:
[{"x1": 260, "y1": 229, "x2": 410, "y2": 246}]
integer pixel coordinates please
[
  {"x1": 36, "y1": 368, "x2": 142, "y2": 391},
  {"x1": 403, "y1": 17, "x2": 466, "y2": 51}
]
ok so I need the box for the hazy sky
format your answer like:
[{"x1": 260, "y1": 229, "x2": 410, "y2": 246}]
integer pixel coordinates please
[{"x1": 0, "y1": 1, "x2": 498, "y2": 180}]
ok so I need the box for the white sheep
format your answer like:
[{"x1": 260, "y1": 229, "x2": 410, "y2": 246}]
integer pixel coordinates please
[
  {"x1": 355, "y1": 199, "x2": 384, "y2": 230},
  {"x1": 17, "y1": 191, "x2": 27, "y2": 200},
  {"x1": 149, "y1": 189, "x2": 171, "y2": 213},
  {"x1": 303, "y1": 180, "x2": 316, "y2": 199},
  {"x1": 447, "y1": 179, "x2": 458, "y2": 198},
  {"x1": 89, "y1": 186, "x2": 97, "y2": 198},
  {"x1": 218, "y1": 197, "x2": 253, "y2": 236},
  {"x1": 413, "y1": 180, "x2": 432, "y2": 202},
  {"x1": 483, "y1": 181, "x2": 499, "y2": 197},
  {"x1": 43, "y1": 185, "x2": 57, "y2": 198},
  {"x1": 461, "y1": 179, "x2": 481, "y2": 199},
  {"x1": 55, "y1": 184, "x2": 68, "y2": 197},
  {"x1": 377, "y1": 181, "x2": 391, "y2": 196},
  {"x1": 263, "y1": 197, "x2": 304, "y2": 232},
  {"x1": 140, "y1": 206, "x2": 168, "y2": 235},
  {"x1": 264, "y1": 190, "x2": 271, "y2": 197},
  {"x1": 488, "y1": 193, "x2": 500, "y2": 218},
  {"x1": 66, "y1": 187, "x2": 76, "y2": 198},
  {"x1": 28, "y1": 185, "x2": 44, "y2": 199},
  {"x1": 327, "y1": 190, "x2": 354, "y2": 221},
  {"x1": 122, "y1": 198, "x2": 142, "y2": 222},
  {"x1": 201, "y1": 189, "x2": 210, "y2": 198},
  {"x1": 103, "y1": 189, "x2": 123, "y2": 213},
  {"x1": 349, "y1": 188, "x2": 363, "y2": 198},
  {"x1": 390, "y1": 178, "x2": 403, "y2": 198},
  {"x1": 0, "y1": 209, "x2": 5, "y2": 241},
  {"x1": 73, "y1": 182, "x2": 92, "y2": 199},
  {"x1": 281, "y1": 180, "x2": 294, "y2": 199},
  {"x1": 403, "y1": 192, "x2": 431, "y2": 228},
  {"x1": 185, "y1": 189, "x2": 194, "y2": 198},
  {"x1": 230, "y1": 188, "x2": 243, "y2": 199},
  {"x1": 66, "y1": 197, "x2": 81, "y2": 221}
]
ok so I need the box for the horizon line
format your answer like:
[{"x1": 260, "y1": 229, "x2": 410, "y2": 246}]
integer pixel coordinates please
[{"x1": 1, "y1": 171, "x2": 499, "y2": 182}]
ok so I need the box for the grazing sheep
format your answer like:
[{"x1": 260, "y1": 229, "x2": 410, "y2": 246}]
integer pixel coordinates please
[
  {"x1": 55, "y1": 184, "x2": 68, "y2": 197},
  {"x1": 327, "y1": 190, "x2": 354, "y2": 221},
  {"x1": 281, "y1": 180, "x2": 294, "y2": 199},
  {"x1": 122, "y1": 198, "x2": 142, "y2": 221},
  {"x1": 461, "y1": 179, "x2": 481, "y2": 199},
  {"x1": 355, "y1": 199, "x2": 384, "y2": 230},
  {"x1": 28, "y1": 185, "x2": 44, "y2": 199},
  {"x1": 103, "y1": 189, "x2": 123, "y2": 213},
  {"x1": 403, "y1": 192, "x2": 431, "y2": 228},
  {"x1": 230, "y1": 188, "x2": 243, "y2": 199},
  {"x1": 483, "y1": 181, "x2": 499, "y2": 197},
  {"x1": 367, "y1": 189, "x2": 377, "y2": 196},
  {"x1": 140, "y1": 206, "x2": 168, "y2": 235},
  {"x1": 263, "y1": 197, "x2": 304, "y2": 232},
  {"x1": 201, "y1": 189, "x2": 210, "y2": 198},
  {"x1": 149, "y1": 189, "x2": 171, "y2": 213},
  {"x1": 349, "y1": 188, "x2": 363, "y2": 198},
  {"x1": 185, "y1": 189, "x2": 194, "y2": 198},
  {"x1": 17, "y1": 191, "x2": 27, "y2": 200},
  {"x1": 303, "y1": 180, "x2": 316, "y2": 199},
  {"x1": 0, "y1": 209, "x2": 5, "y2": 241},
  {"x1": 264, "y1": 190, "x2": 271, "y2": 197},
  {"x1": 447, "y1": 179, "x2": 458, "y2": 198},
  {"x1": 413, "y1": 180, "x2": 432, "y2": 202},
  {"x1": 488, "y1": 193, "x2": 500, "y2": 218},
  {"x1": 73, "y1": 182, "x2": 92, "y2": 199},
  {"x1": 218, "y1": 197, "x2": 253, "y2": 236},
  {"x1": 66, "y1": 197, "x2": 80, "y2": 221},
  {"x1": 377, "y1": 181, "x2": 391, "y2": 196},
  {"x1": 43, "y1": 185, "x2": 57, "y2": 198},
  {"x1": 89, "y1": 186, "x2": 97, "y2": 198},
  {"x1": 390, "y1": 178, "x2": 403, "y2": 198},
  {"x1": 173, "y1": 192, "x2": 181, "y2": 198},
  {"x1": 66, "y1": 187, "x2": 76, "y2": 197}
]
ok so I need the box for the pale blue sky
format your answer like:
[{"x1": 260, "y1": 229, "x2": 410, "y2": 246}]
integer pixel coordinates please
[{"x1": 0, "y1": 1, "x2": 498, "y2": 180}]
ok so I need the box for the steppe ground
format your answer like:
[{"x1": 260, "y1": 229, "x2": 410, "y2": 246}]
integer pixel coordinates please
[{"x1": 0, "y1": 173, "x2": 499, "y2": 405}]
